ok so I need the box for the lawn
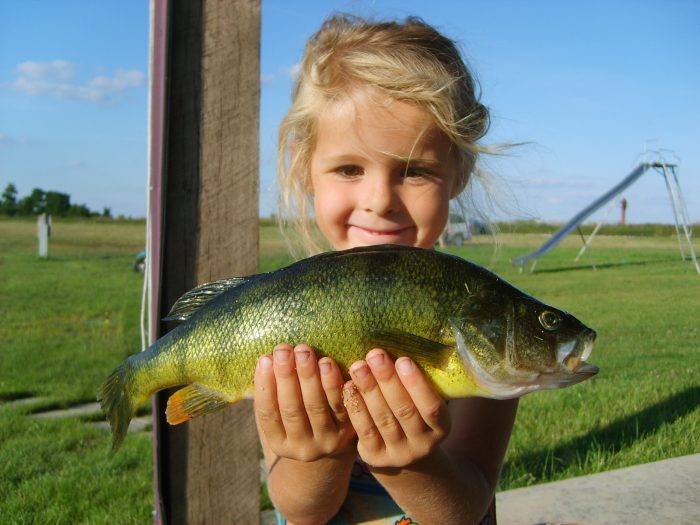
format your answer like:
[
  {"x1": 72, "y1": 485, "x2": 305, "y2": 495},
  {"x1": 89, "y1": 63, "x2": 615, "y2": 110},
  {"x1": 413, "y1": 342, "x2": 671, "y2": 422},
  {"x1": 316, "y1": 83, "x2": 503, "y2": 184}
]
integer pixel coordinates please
[{"x1": 1, "y1": 218, "x2": 699, "y2": 523}]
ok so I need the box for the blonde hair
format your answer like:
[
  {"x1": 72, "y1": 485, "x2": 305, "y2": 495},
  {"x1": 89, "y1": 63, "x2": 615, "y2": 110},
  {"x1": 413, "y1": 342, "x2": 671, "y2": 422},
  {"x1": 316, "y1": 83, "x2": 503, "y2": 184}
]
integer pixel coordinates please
[{"x1": 278, "y1": 14, "x2": 493, "y2": 254}]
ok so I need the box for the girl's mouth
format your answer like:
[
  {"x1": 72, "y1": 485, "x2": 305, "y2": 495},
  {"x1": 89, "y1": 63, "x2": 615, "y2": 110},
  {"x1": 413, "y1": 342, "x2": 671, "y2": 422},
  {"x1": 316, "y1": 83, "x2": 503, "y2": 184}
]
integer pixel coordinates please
[{"x1": 349, "y1": 225, "x2": 412, "y2": 240}]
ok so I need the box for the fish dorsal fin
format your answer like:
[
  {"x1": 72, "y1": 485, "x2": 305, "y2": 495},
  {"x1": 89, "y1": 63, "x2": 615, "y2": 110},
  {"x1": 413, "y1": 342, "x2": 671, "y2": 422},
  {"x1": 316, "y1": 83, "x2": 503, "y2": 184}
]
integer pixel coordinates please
[
  {"x1": 367, "y1": 330, "x2": 454, "y2": 371},
  {"x1": 166, "y1": 383, "x2": 233, "y2": 424},
  {"x1": 163, "y1": 276, "x2": 256, "y2": 322}
]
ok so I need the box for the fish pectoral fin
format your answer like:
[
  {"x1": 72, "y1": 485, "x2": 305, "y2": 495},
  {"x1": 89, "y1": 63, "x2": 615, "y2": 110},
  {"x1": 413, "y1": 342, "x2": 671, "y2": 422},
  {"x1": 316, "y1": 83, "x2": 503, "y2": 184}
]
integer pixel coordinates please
[
  {"x1": 163, "y1": 276, "x2": 260, "y2": 322},
  {"x1": 166, "y1": 384, "x2": 232, "y2": 425},
  {"x1": 368, "y1": 330, "x2": 454, "y2": 370}
]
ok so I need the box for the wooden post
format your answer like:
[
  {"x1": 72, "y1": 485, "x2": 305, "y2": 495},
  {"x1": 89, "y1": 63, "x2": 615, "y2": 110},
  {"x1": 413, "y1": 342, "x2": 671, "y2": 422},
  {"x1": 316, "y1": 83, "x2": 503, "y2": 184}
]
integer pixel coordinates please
[{"x1": 150, "y1": 1, "x2": 261, "y2": 523}]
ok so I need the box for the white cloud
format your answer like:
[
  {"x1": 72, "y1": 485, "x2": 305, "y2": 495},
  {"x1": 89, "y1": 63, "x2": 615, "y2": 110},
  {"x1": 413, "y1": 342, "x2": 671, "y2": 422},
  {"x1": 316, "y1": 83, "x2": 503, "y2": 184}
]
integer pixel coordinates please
[
  {"x1": 18, "y1": 59, "x2": 75, "y2": 81},
  {"x1": 261, "y1": 72, "x2": 274, "y2": 85},
  {"x1": 10, "y1": 60, "x2": 145, "y2": 103}
]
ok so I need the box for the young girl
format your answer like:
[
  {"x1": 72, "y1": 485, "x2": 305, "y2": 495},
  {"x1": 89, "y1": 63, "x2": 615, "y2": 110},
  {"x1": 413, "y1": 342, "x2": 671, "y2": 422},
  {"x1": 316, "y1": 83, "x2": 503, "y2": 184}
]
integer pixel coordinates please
[{"x1": 254, "y1": 14, "x2": 517, "y2": 525}]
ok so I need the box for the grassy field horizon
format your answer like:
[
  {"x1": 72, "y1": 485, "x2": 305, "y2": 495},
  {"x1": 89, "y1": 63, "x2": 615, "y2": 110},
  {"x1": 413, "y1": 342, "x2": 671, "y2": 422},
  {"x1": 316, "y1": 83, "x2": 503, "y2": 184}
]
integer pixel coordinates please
[{"x1": 1, "y1": 217, "x2": 699, "y2": 523}]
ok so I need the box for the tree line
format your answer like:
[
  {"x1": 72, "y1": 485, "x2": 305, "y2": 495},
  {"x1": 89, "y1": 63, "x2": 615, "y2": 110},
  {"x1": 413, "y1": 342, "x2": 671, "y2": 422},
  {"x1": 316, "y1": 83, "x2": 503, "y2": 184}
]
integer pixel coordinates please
[{"x1": 0, "y1": 183, "x2": 111, "y2": 218}]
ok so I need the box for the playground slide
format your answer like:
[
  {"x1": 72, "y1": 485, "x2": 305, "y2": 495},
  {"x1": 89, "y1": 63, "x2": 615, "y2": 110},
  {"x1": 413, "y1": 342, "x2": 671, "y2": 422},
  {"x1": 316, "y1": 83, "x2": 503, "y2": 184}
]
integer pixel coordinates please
[{"x1": 511, "y1": 163, "x2": 652, "y2": 268}]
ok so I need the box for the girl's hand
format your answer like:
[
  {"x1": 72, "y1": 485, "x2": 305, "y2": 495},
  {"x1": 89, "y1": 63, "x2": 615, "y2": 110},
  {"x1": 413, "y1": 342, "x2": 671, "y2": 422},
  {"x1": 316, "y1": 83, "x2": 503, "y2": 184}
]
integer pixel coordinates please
[
  {"x1": 344, "y1": 348, "x2": 451, "y2": 469},
  {"x1": 254, "y1": 343, "x2": 356, "y2": 462}
]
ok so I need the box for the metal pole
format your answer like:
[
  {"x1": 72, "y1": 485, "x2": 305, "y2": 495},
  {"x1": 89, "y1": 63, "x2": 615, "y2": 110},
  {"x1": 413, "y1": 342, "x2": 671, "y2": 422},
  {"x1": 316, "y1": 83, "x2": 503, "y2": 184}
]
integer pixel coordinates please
[
  {"x1": 575, "y1": 199, "x2": 617, "y2": 263},
  {"x1": 659, "y1": 165, "x2": 687, "y2": 260},
  {"x1": 661, "y1": 164, "x2": 699, "y2": 273}
]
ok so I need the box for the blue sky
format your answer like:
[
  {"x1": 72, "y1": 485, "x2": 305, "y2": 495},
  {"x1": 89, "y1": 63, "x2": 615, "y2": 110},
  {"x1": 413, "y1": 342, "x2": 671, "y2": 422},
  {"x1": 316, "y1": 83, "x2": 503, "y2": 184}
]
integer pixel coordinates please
[{"x1": 2, "y1": 1, "x2": 698, "y2": 224}]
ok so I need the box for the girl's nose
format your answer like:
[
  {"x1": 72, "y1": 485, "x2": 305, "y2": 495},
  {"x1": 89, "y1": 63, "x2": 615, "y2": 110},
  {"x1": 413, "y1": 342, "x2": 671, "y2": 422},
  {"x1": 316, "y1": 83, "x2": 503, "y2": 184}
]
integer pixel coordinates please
[{"x1": 362, "y1": 175, "x2": 399, "y2": 216}]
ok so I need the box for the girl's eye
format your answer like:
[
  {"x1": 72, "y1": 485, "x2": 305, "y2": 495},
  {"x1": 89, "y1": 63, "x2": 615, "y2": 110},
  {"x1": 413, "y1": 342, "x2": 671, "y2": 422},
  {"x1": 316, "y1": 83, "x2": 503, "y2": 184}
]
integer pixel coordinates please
[
  {"x1": 335, "y1": 165, "x2": 363, "y2": 177},
  {"x1": 403, "y1": 166, "x2": 434, "y2": 179}
]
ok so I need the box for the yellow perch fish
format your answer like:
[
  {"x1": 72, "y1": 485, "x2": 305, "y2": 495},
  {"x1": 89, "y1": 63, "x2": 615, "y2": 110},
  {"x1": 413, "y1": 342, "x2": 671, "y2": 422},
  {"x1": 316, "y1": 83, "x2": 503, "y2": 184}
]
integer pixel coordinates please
[{"x1": 98, "y1": 245, "x2": 597, "y2": 450}]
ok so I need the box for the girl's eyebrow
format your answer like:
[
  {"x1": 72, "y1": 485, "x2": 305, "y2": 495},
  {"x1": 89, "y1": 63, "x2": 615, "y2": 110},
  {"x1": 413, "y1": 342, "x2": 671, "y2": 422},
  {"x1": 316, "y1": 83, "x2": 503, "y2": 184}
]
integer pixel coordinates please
[
  {"x1": 316, "y1": 154, "x2": 365, "y2": 165},
  {"x1": 317, "y1": 152, "x2": 441, "y2": 166},
  {"x1": 379, "y1": 151, "x2": 441, "y2": 165}
]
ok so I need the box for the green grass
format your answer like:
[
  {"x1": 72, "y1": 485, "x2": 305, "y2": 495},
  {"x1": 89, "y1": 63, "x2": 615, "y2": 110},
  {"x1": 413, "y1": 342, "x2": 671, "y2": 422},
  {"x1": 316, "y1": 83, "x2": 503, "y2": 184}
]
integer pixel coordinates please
[
  {"x1": 1, "y1": 218, "x2": 699, "y2": 522},
  {"x1": 0, "y1": 219, "x2": 152, "y2": 524}
]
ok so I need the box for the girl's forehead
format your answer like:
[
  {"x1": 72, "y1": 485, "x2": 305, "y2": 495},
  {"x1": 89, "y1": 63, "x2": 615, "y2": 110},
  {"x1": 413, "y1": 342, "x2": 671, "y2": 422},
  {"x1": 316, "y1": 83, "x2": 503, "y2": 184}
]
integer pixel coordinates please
[
  {"x1": 313, "y1": 93, "x2": 456, "y2": 165},
  {"x1": 317, "y1": 90, "x2": 435, "y2": 135}
]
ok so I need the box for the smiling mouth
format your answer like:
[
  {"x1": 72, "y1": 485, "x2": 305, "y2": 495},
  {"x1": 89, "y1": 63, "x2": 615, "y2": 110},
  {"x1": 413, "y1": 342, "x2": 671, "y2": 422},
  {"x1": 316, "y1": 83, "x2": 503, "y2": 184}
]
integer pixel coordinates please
[{"x1": 350, "y1": 225, "x2": 411, "y2": 236}]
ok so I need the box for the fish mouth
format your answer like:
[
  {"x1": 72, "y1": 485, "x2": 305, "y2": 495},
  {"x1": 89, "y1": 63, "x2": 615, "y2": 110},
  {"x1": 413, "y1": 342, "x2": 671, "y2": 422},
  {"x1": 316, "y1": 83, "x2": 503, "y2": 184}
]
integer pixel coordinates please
[
  {"x1": 558, "y1": 328, "x2": 596, "y2": 373},
  {"x1": 530, "y1": 328, "x2": 598, "y2": 391}
]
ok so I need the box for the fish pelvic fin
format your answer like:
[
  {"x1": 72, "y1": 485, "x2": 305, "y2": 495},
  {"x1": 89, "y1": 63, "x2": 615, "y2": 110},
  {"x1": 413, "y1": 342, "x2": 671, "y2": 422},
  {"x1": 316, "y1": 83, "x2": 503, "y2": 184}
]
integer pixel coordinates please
[
  {"x1": 163, "y1": 276, "x2": 257, "y2": 322},
  {"x1": 166, "y1": 384, "x2": 233, "y2": 425},
  {"x1": 368, "y1": 330, "x2": 453, "y2": 370},
  {"x1": 97, "y1": 360, "x2": 140, "y2": 453}
]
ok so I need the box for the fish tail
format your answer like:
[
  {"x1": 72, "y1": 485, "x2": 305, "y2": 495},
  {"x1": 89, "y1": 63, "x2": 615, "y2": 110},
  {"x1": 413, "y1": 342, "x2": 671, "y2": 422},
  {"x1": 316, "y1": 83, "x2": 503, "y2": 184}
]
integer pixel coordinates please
[{"x1": 97, "y1": 358, "x2": 141, "y2": 452}]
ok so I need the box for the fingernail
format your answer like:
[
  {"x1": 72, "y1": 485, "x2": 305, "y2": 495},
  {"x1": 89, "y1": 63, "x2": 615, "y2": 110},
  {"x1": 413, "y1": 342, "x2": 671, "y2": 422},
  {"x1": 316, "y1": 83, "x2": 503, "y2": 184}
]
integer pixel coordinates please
[
  {"x1": 319, "y1": 360, "x2": 331, "y2": 375},
  {"x1": 274, "y1": 348, "x2": 291, "y2": 363},
  {"x1": 350, "y1": 362, "x2": 369, "y2": 379},
  {"x1": 259, "y1": 355, "x2": 273, "y2": 370},
  {"x1": 294, "y1": 348, "x2": 310, "y2": 364},
  {"x1": 367, "y1": 351, "x2": 385, "y2": 368},
  {"x1": 396, "y1": 357, "x2": 413, "y2": 375}
]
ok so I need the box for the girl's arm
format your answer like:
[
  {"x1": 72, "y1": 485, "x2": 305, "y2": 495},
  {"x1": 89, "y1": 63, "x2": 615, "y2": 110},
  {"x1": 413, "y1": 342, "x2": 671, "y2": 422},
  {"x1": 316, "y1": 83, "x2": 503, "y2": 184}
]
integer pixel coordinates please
[
  {"x1": 345, "y1": 349, "x2": 518, "y2": 524},
  {"x1": 254, "y1": 344, "x2": 357, "y2": 525},
  {"x1": 260, "y1": 443, "x2": 356, "y2": 525}
]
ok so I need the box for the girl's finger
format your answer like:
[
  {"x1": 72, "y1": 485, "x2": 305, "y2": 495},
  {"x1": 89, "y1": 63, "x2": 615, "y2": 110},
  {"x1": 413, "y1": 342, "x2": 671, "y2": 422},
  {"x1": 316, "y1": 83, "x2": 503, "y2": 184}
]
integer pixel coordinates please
[
  {"x1": 253, "y1": 353, "x2": 286, "y2": 445},
  {"x1": 272, "y1": 344, "x2": 312, "y2": 441},
  {"x1": 365, "y1": 349, "x2": 427, "y2": 437},
  {"x1": 394, "y1": 357, "x2": 450, "y2": 434},
  {"x1": 293, "y1": 345, "x2": 338, "y2": 435},
  {"x1": 343, "y1": 379, "x2": 383, "y2": 456},
  {"x1": 349, "y1": 359, "x2": 404, "y2": 446},
  {"x1": 318, "y1": 357, "x2": 351, "y2": 427}
]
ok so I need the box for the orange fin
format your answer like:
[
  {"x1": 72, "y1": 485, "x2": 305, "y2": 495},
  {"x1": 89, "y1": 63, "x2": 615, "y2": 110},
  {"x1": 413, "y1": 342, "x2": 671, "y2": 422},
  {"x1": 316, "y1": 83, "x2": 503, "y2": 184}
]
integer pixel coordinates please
[{"x1": 166, "y1": 384, "x2": 231, "y2": 425}]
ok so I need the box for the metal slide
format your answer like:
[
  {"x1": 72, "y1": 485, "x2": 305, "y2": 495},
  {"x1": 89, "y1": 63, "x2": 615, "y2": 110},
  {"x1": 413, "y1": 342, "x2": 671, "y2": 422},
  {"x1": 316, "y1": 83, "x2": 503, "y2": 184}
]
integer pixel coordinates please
[{"x1": 511, "y1": 163, "x2": 651, "y2": 268}]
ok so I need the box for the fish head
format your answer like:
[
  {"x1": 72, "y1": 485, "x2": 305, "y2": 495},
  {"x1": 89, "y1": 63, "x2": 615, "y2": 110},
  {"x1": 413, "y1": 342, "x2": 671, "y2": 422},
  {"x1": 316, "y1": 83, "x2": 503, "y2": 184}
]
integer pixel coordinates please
[{"x1": 453, "y1": 288, "x2": 598, "y2": 399}]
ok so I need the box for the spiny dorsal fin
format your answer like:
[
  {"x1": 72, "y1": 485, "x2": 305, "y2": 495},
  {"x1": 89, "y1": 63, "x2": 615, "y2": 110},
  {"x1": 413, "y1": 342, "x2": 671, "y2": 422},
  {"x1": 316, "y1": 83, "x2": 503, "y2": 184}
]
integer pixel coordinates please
[
  {"x1": 367, "y1": 330, "x2": 454, "y2": 371},
  {"x1": 163, "y1": 276, "x2": 255, "y2": 322}
]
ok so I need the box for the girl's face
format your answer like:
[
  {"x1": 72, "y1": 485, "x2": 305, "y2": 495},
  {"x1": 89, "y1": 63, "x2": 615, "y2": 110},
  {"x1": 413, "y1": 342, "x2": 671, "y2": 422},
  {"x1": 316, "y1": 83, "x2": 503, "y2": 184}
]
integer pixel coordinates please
[{"x1": 310, "y1": 95, "x2": 460, "y2": 251}]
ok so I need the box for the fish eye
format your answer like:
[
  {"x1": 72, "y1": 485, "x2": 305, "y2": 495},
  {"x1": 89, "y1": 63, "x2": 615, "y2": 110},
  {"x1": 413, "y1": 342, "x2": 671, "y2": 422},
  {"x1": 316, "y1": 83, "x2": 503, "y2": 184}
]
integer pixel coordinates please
[{"x1": 539, "y1": 310, "x2": 561, "y2": 331}]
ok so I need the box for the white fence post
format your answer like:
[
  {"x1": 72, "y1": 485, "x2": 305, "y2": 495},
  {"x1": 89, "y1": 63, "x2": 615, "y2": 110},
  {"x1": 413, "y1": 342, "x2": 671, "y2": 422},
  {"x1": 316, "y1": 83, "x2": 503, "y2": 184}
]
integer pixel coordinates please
[{"x1": 37, "y1": 213, "x2": 51, "y2": 258}]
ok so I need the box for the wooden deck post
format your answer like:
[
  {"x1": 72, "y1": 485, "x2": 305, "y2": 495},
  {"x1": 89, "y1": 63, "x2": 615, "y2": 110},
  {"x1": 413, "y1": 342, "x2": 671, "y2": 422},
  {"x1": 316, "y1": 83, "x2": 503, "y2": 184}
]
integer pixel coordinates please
[{"x1": 149, "y1": 1, "x2": 261, "y2": 523}]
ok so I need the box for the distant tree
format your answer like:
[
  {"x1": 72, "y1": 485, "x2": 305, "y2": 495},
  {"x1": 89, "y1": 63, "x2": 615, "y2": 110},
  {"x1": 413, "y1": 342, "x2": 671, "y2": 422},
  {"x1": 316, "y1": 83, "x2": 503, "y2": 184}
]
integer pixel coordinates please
[
  {"x1": 102, "y1": 207, "x2": 112, "y2": 218},
  {"x1": 17, "y1": 196, "x2": 32, "y2": 216},
  {"x1": 17, "y1": 188, "x2": 46, "y2": 216},
  {"x1": 0, "y1": 183, "x2": 18, "y2": 215},
  {"x1": 30, "y1": 188, "x2": 46, "y2": 213},
  {"x1": 3, "y1": 185, "x2": 105, "y2": 218},
  {"x1": 45, "y1": 191, "x2": 71, "y2": 216},
  {"x1": 66, "y1": 203, "x2": 92, "y2": 217}
]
